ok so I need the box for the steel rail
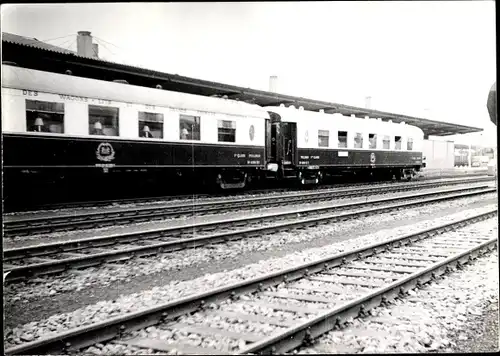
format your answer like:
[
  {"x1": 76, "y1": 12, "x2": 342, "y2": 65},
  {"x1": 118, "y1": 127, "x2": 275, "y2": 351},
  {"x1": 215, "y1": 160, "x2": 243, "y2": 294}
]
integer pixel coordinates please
[
  {"x1": 4, "y1": 209, "x2": 497, "y2": 355},
  {"x1": 9, "y1": 172, "x2": 489, "y2": 213},
  {"x1": 3, "y1": 187, "x2": 495, "y2": 282},
  {"x1": 4, "y1": 177, "x2": 493, "y2": 237},
  {"x1": 239, "y1": 237, "x2": 496, "y2": 354}
]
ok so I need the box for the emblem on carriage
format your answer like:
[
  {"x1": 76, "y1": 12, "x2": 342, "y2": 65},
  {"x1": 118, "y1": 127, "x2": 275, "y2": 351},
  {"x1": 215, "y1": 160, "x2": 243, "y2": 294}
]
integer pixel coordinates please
[
  {"x1": 370, "y1": 152, "x2": 376, "y2": 164},
  {"x1": 96, "y1": 142, "x2": 116, "y2": 162},
  {"x1": 304, "y1": 130, "x2": 309, "y2": 143},
  {"x1": 249, "y1": 125, "x2": 255, "y2": 141}
]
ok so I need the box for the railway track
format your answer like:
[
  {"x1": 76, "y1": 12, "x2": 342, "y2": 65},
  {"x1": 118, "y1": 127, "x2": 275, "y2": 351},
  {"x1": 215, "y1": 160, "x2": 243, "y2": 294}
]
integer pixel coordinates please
[
  {"x1": 5, "y1": 210, "x2": 497, "y2": 355},
  {"x1": 8, "y1": 171, "x2": 489, "y2": 214},
  {"x1": 3, "y1": 176, "x2": 494, "y2": 237},
  {"x1": 6, "y1": 171, "x2": 486, "y2": 214},
  {"x1": 3, "y1": 185, "x2": 495, "y2": 282}
]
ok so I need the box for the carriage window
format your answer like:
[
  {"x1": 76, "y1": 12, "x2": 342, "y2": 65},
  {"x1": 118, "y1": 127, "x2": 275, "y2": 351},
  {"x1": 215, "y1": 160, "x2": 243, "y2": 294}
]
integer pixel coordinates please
[
  {"x1": 89, "y1": 105, "x2": 119, "y2": 136},
  {"x1": 338, "y1": 131, "x2": 348, "y2": 148},
  {"x1": 407, "y1": 137, "x2": 413, "y2": 151},
  {"x1": 180, "y1": 114, "x2": 200, "y2": 140},
  {"x1": 139, "y1": 112, "x2": 163, "y2": 139},
  {"x1": 354, "y1": 132, "x2": 363, "y2": 148},
  {"x1": 395, "y1": 136, "x2": 402, "y2": 150},
  {"x1": 369, "y1": 133, "x2": 377, "y2": 149},
  {"x1": 318, "y1": 130, "x2": 329, "y2": 147},
  {"x1": 383, "y1": 135, "x2": 390, "y2": 149},
  {"x1": 218, "y1": 120, "x2": 236, "y2": 142},
  {"x1": 26, "y1": 100, "x2": 64, "y2": 133}
]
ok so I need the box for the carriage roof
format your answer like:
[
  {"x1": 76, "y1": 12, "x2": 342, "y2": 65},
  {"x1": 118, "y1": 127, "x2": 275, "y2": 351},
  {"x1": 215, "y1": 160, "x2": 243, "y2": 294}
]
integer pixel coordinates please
[
  {"x1": 265, "y1": 106, "x2": 425, "y2": 137},
  {"x1": 2, "y1": 65, "x2": 269, "y2": 119}
]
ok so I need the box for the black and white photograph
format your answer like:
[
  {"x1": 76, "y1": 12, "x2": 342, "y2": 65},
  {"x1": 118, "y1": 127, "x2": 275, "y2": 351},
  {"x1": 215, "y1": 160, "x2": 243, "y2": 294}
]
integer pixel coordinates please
[{"x1": 2, "y1": 1, "x2": 498, "y2": 354}]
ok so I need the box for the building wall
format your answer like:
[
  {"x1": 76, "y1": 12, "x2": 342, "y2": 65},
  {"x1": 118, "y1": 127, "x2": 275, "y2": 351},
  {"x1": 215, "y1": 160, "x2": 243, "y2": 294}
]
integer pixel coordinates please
[{"x1": 422, "y1": 139, "x2": 454, "y2": 169}]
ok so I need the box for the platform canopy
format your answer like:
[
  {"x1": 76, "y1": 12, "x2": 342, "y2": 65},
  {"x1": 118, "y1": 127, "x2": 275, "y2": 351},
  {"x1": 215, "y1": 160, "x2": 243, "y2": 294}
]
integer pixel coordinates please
[{"x1": 2, "y1": 32, "x2": 484, "y2": 137}]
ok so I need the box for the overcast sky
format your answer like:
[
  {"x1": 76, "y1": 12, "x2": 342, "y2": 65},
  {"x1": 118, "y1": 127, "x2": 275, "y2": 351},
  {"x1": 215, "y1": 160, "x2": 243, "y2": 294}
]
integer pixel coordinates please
[{"x1": 1, "y1": 2, "x2": 497, "y2": 144}]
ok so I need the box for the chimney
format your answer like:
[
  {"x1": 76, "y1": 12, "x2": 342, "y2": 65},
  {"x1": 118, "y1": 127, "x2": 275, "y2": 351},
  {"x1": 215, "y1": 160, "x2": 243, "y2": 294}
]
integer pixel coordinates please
[
  {"x1": 92, "y1": 43, "x2": 99, "y2": 58},
  {"x1": 365, "y1": 96, "x2": 372, "y2": 109},
  {"x1": 77, "y1": 31, "x2": 94, "y2": 57},
  {"x1": 269, "y1": 76, "x2": 278, "y2": 93}
]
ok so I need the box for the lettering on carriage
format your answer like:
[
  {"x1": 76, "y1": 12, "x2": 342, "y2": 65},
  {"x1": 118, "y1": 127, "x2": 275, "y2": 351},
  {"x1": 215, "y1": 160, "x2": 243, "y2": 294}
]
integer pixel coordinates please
[
  {"x1": 59, "y1": 94, "x2": 88, "y2": 102},
  {"x1": 95, "y1": 163, "x2": 115, "y2": 168},
  {"x1": 300, "y1": 156, "x2": 310, "y2": 159},
  {"x1": 310, "y1": 155, "x2": 319, "y2": 160},
  {"x1": 248, "y1": 153, "x2": 261, "y2": 158},
  {"x1": 22, "y1": 90, "x2": 38, "y2": 96},
  {"x1": 234, "y1": 153, "x2": 246, "y2": 158},
  {"x1": 247, "y1": 160, "x2": 261, "y2": 165},
  {"x1": 299, "y1": 161, "x2": 310, "y2": 165},
  {"x1": 96, "y1": 99, "x2": 112, "y2": 105}
]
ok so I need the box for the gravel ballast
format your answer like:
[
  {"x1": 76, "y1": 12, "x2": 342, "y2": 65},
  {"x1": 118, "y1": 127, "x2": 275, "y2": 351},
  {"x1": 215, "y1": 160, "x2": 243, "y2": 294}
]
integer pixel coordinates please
[
  {"x1": 294, "y1": 247, "x2": 498, "y2": 354},
  {"x1": 5, "y1": 176, "x2": 488, "y2": 219},
  {"x1": 5, "y1": 196, "x2": 495, "y2": 301},
  {"x1": 76, "y1": 218, "x2": 500, "y2": 354},
  {"x1": 4, "y1": 183, "x2": 492, "y2": 248},
  {"x1": 4, "y1": 203, "x2": 497, "y2": 349}
]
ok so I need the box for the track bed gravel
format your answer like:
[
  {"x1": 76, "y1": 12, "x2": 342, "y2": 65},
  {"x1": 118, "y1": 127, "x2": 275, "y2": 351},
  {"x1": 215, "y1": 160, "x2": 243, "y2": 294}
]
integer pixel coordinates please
[
  {"x1": 4, "y1": 182, "x2": 492, "y2": 248},
  {"x1": 293, "y1": 248, "x2": 498, "y2": 354},
  {"x1": 5, "y1": 175, "x2": 487, "y2": 218},
  {"x1": 5, "y1": 194, "x2": 495, "y2": 299},
  {"x1": 450, "y1": 298, "x2": 499, "y2": 353},
  {"x1": 4, "y1": 200, "x2": 497, "y2": 345}
]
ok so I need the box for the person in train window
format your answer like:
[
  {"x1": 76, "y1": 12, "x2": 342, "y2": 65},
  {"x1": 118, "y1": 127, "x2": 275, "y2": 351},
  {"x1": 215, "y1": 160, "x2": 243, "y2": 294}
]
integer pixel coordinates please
[
  {"x1": 93, "y1": 121, "x2": 104, "y2": 135},
  {"x1": 180, "y1": 127, "x2": 189, "y2": 140},
  {"x1": 33, "y1": 117, "x2": 44, "y2": 132},
  {"x1": 142, "y1": 125, "x2": 153, "y2": 138}
]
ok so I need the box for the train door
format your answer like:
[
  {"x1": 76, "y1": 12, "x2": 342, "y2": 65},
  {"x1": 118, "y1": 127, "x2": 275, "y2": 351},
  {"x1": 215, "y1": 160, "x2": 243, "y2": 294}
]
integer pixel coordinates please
[
  {"x1": 266, "y1": 111, "x2": 282, "y2": 165},
  {"x1": 281, "y1": 122, "x2": 297, "y2": 166}
]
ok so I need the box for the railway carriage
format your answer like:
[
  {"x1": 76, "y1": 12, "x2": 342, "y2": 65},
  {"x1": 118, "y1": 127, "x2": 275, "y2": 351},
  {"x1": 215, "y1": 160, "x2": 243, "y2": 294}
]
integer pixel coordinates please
[
  {"x1": 2, "y1": 64, "x2": 269, "y2": 206},
  {"x1": 264, "y1": 105, "x2": 425, "y2": 183},
  {"x1": 454, "y1": 144, "x2": 496, "y2": 167},
  {"x1": 454, "y1": 144, "x2": 470, "y2": 167}
]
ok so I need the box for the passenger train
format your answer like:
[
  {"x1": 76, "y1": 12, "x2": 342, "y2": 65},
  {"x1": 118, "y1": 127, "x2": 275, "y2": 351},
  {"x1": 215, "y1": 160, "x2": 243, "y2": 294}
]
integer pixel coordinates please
[{"x1": 1, "y1": 64, "x2": 424, "y2": 207}]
